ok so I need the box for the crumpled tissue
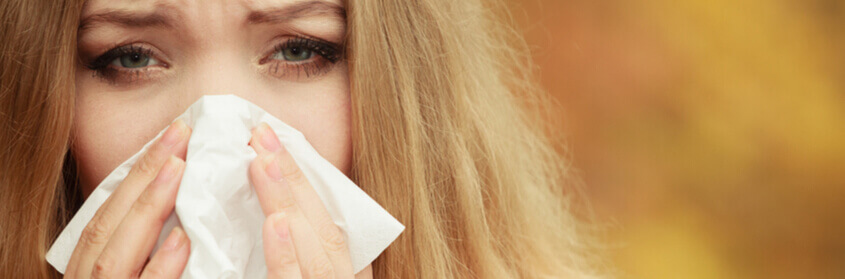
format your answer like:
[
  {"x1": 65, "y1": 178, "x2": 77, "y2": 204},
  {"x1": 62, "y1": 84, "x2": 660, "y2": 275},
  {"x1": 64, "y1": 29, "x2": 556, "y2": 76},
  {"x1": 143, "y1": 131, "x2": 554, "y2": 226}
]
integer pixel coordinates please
[{"x1": 46, "y1": 95, "x2": 405, "y2": 278}]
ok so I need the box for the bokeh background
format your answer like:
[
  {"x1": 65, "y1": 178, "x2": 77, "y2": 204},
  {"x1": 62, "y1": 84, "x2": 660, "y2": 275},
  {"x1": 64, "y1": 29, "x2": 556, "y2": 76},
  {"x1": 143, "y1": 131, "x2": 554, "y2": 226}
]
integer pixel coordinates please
[{"x1": 507, "y1": 1, "x2": 845, "y2": 278}]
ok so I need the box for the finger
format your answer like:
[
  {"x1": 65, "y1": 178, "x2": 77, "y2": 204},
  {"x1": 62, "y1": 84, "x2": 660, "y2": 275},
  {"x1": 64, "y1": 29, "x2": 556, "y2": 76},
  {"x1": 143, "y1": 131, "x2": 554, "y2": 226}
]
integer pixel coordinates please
[
  {"x1": 247, "y1": 122, "x2": 280, "y2": 154},
  {"x1": 67, "y1": 120, "x2": 190, "y2": 277},
  {"x1": 251, "y1": 123, "x2": 355, "y2": 276},
  {"x1": 355, "y1": 265, "x2": 374, "y2": 279},
  {"x1": 249, "y1": 152, "x2": 337, "y2": 279},
  {"x1": 263, "y1": 212, "x2": 302, "y2": 279},
  {"x1": 140, "y1": 227, "x2": 191, "y2": 279},
  {"x1": 93, "y1": 156, "x2": 185, "y2": 278}
]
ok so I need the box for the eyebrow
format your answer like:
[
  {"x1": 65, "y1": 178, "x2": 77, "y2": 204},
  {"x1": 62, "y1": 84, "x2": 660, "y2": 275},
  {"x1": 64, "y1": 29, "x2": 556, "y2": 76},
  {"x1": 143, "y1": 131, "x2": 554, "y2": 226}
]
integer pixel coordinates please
[
  {"x1": 79, "y1": 1, "x2": 345, "y2": 31},
  {"x1": 246, "y1": 1, "x2": 346, "y2": 24},
  {"x1": 79, "y1": 7, "x2": 177, "y2": 30}
]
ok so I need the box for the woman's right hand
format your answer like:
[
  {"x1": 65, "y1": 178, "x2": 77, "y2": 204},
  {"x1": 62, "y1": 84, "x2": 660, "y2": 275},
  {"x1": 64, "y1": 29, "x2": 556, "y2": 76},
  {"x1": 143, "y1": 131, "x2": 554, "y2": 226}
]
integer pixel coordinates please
[{"x1": 64, "y1": 120, "x2": 193, "y2": 279}]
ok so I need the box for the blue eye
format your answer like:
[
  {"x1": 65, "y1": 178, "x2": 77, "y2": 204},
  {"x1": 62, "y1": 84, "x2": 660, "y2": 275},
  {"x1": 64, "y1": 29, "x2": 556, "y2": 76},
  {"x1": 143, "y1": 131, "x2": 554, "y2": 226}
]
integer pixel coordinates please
[
  {"x1": 261, "y1": 37, "x2": 344, "y2": 79},
  {"x1": 87, "y1": 45, "x2": 161, "y2": 71},
  {"x1": 86, "y1": 44, "x2": 166, "y2": 84},
  {"x1": 268, "y1": 37, "x2": 341, "y2": 64},
  {"x1": 271, "y1": 46, "x2": 314, "y2": 62},
  {"x1": 111, "y1": 52, "x2": 159, "y2": 68}
]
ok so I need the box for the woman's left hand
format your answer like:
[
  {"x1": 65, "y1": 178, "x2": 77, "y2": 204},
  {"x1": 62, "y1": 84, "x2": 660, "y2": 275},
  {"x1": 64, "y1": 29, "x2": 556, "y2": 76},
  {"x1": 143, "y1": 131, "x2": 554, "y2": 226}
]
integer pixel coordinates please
[{"x1": 247, "y1": 123, "x2": 373, "y2": 279}]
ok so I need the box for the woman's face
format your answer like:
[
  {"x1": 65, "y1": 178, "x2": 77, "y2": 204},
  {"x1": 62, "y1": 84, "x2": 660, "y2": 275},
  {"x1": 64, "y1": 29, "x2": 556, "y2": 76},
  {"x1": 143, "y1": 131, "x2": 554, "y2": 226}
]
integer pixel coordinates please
[{"x1": 74, "y1": 0, "x2": 351, "y2": 196}]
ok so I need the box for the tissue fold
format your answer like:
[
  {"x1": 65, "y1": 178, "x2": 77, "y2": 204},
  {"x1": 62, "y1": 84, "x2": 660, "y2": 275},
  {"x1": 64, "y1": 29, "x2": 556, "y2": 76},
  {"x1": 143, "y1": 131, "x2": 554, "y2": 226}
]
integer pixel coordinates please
[{"x1": 46, "y1": 95, "x2": 405, "y2": 278}]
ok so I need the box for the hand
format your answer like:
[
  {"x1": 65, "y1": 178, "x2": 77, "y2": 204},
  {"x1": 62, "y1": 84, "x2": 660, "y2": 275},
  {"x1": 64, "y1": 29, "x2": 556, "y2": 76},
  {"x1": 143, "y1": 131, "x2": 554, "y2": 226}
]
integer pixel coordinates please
[
  {"x1": 248, "y1": 123, "x2": 373, "y2": 279},
  {"x1": 64, "y1": 120, "x2": 192, "y2": 279}
]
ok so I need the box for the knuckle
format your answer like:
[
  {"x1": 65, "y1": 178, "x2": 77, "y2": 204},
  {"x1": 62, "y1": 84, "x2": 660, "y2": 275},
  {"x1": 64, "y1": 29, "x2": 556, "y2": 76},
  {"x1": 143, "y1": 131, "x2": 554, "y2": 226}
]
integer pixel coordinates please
[
  {"x1": 276, "y1": 190, "x2": 298, "y2": 213},
  {"x1": 131, "y1": 192, "x2": 159, "y2": 216},
  {"x1": 277, "y1": 247, "x2": 300, "y2": 267},
  {"x1": 133, "y1": 150, "x2": 161, "y2": 177},
  {"x1": 91, "y1": 256, "x2": 117, "y2": 278},
  {"x1": 318, "y1": 222, "x2": 347, "y2": 254},
  {"x1": 280, "y1": 161, "x2": 307, "y2": 186},
  {"x1": 80, "y1": 220, "x2": 111, "y2": 247},
  {"x1": 143, "y1": 265, "x2": 166, "y2": 278},
  {"x1": 307, "y1": 255, "x2": 335, "y2": 279}
]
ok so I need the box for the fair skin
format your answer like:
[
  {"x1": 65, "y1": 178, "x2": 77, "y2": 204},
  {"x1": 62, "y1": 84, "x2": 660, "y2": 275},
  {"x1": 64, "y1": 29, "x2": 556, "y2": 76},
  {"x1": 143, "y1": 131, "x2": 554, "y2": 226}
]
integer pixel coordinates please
[{"x1": 68, "y1": 0, "x2": 370, "y2": 277}]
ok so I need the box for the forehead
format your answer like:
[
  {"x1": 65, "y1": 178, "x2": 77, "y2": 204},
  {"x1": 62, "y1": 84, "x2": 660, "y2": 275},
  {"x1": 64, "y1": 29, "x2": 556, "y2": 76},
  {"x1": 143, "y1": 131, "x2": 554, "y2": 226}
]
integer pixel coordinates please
[
  {"x1": 80, "y1": 0, "x2": 345, "y2": 28},
  {"x1": 82, "y1": 0, "x2": 344, "y2": 12}
]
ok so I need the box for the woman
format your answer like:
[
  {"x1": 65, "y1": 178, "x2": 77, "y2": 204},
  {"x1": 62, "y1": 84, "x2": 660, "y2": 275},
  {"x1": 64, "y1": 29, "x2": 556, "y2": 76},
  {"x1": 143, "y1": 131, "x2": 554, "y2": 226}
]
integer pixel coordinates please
[{"x1": 0, "y1": 0, "x2": 601, "y2": 278}]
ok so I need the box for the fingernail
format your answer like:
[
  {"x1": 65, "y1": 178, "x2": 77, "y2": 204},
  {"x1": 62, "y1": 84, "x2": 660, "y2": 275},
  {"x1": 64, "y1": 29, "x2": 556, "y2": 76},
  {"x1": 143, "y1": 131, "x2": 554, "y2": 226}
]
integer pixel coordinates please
[
  {"x1": 264, "y1": 155, "x2": 284, "y2": 181},
  {"x1": 154, "y1": 156, "x2": 181, "y2": 184},
  {"x1": 271, "y1": 212, "x2": 289, "y2": 240},
  {"x1": 259, "y1": 123, "x2": 281, "y2": 152},
  {"x1": 161, "y1": 120, "x2": 187, "y2": 148},
  {"x1": 162, "y1": 227, "x2": 186, "y2": 251}
]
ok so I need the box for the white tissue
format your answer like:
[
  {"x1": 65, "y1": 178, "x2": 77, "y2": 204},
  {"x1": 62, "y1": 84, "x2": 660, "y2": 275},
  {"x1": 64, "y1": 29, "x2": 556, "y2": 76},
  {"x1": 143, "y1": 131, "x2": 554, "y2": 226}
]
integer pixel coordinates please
[{"x1": 46, "y1": 95, "x2": 404, "y2": 278}]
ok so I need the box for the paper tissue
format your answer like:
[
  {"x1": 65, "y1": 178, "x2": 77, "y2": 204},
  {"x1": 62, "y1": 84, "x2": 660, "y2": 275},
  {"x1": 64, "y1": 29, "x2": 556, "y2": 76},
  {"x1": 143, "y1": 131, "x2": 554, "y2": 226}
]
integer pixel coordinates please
[{"x1": 46, "y1": 95, "x2": 405, "y2": 278}]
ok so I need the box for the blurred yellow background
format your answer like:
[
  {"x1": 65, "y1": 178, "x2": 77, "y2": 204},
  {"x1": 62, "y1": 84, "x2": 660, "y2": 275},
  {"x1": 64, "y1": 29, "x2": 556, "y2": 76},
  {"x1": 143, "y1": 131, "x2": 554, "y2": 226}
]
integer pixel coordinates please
[{"x1": 509, "y1": 0, "x2": 845, "y2": 278}]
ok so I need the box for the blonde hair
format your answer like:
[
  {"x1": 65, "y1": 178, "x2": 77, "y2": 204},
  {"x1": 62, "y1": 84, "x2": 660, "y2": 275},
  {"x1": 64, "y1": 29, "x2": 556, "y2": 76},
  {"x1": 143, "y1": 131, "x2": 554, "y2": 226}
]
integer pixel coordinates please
[{"x1": 0, "y1": 0, "x2": 601, "y2": 278}]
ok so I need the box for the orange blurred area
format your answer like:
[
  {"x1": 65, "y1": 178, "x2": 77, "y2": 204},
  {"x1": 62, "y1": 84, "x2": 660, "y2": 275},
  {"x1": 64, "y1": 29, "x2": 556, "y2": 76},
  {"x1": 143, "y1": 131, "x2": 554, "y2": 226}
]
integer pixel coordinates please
[{"x1": 509, "y1": 0, "x2": 845, "y2": 278}]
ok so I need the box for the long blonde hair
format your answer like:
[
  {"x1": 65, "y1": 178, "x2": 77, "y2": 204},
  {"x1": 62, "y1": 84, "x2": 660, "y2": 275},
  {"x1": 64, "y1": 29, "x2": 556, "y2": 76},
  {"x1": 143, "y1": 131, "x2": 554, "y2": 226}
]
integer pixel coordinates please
[{"x1": 0, "y1": 0, "x2": 600, "y2": 278}]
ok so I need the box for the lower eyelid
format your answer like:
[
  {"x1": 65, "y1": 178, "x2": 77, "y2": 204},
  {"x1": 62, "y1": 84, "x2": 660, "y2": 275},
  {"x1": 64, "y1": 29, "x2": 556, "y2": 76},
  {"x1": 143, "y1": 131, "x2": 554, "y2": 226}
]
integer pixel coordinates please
[
  {"x1": 262, "y1": 58, "x2": 335, "y2": 80},
  {"x1": 93, "y1": 64, "x2": 167, "y2": 85}
]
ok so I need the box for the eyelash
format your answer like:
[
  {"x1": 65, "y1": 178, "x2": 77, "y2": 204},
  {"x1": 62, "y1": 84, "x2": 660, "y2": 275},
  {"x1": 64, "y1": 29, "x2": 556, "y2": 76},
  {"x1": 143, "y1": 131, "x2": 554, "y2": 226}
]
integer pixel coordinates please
[
  {"x1": 85, "y1": 45, "x2": 164, "y2": 83},
  {"x1": 84, "y1": 36, "x2": 343, "y2": 84},
  {"x1": 261, "y1": 36, "x2": 343, "y2": 79}
]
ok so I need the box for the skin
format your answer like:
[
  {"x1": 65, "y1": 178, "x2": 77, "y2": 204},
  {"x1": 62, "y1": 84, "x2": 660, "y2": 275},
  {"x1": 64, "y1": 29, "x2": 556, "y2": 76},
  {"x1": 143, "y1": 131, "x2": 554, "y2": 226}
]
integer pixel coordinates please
[
  {"x1": 73, "y1": 0, "x2": 352, "y2": 196},
  {"x1": 69, "y1": 0, "x2": 369, "y2": 277}
]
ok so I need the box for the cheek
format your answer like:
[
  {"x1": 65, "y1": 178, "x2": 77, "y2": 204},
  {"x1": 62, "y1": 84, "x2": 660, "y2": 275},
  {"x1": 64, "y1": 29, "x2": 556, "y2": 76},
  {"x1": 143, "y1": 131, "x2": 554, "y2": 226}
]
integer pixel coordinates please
[
  {"x1": 72, "y1": 99, "x2": 354, "y2": 196},
  {"x1": 71, "y1": 90, "x2": 176, "y2": 195},
  {"x1": 72, "y1": 70, "x2": 354, "y2": 195},
  {"x1": 289, "y1": 92, "x2": 354, "y2": 175},
  {"x1": 253, "y1": 75, "x2": 354, "y2": 176}
]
